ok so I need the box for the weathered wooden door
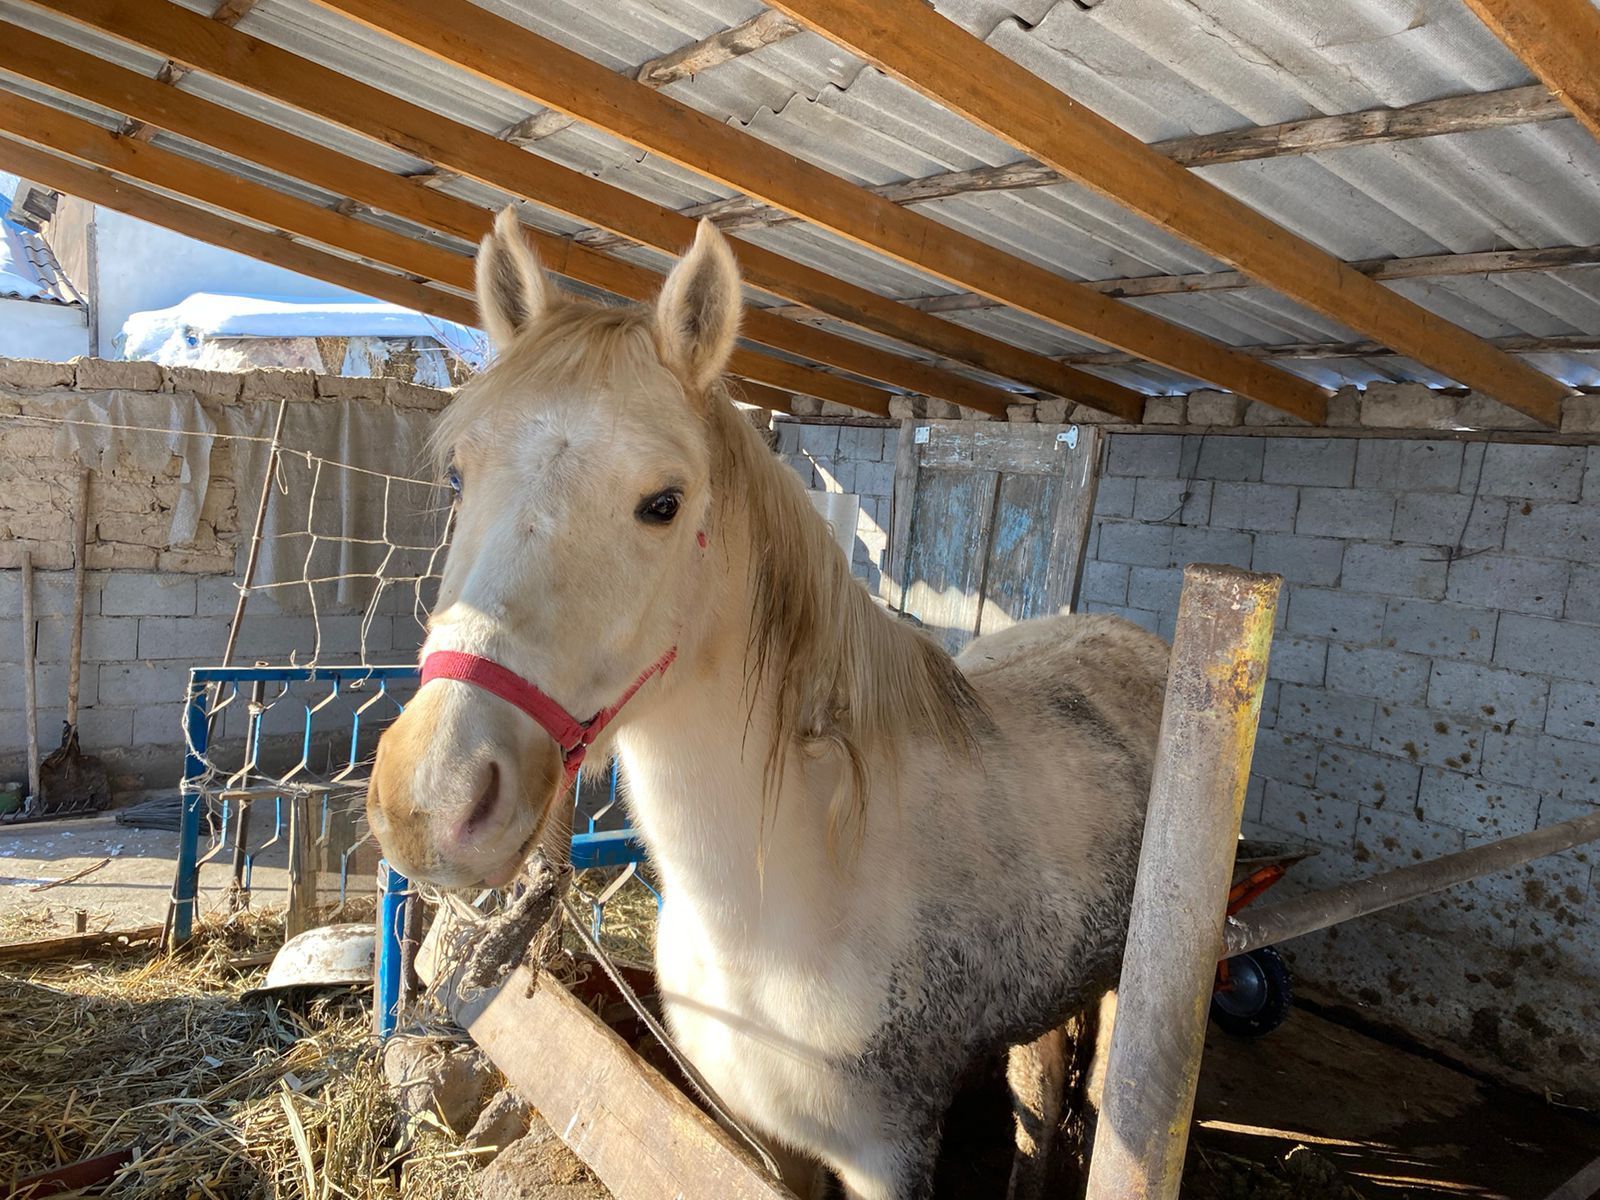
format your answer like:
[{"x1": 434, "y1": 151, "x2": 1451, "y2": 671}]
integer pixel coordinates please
[{"x1": 885, "y1": 421, "x2": 1102, "y2": 655}]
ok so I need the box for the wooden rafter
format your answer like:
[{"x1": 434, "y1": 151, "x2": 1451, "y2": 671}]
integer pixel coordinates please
[
  {"x1": 761, "y1": 0, "x2": 1569, "y2": 427},
  {"x1": 0, "y1": 136, "x2": 891, "y2": 415},
  {"x1": 20, "y1": 0, "x2": 1140, "y2": 419},
  {"x1": 117, "y1": 0, "x2": 257, "y2": 142},
  {"x1": 293, "y1": 0, "x2": 1330, "y2": 423},
  {"x1": 579, "y1": 84, "x2": 1568, "y2": 250},
  {"x1": 1061, "y1": 332, "x2": 1600, "y2": 367},
  {"x1": 1461, "y1": 0, "x2": 1600, "y2": 143},
  {"x1": 0, "y1": 26, "x2": 1029, "y2": 418}
]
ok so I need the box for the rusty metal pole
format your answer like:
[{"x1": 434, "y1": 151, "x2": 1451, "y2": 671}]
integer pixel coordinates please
[{"x1": 1086, "y1": 563, "x2": 1280, "y2": 1200}]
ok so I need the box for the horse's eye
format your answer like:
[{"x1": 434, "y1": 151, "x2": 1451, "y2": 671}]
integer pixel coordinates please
[
  {"x1": 638, "y1": 489, "x2": 681, "y2": 525},
  {"x1": 446, "y1": 466, "x2": 462, "y2": 498}
]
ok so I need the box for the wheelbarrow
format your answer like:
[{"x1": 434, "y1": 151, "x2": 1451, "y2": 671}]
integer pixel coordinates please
[{"x1": 1209, "y1": 839, "x2": 1315, "y2": 1038}]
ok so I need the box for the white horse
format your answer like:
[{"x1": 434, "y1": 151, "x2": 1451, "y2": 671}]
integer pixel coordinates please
[{"x1": 369, "y1": 209, "x2": 1170, "y2": 1200}]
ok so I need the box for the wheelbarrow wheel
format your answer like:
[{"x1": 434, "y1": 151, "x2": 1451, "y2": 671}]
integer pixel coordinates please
[{"x1": 1211, "y1": 945, "x2": 1292, "y2": 1037}]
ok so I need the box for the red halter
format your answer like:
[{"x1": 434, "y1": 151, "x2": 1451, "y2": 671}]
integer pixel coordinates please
[{"x1": 420, "y1": 646, "x2": 677, "y2": 782}]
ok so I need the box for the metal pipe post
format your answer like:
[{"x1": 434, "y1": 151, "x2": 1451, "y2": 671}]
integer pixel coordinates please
[
  {"x1": 1086, "y1": 564, "x2": 1280, "y2": 1200},
  {"x1": 375, "y1": 859, "x2": 411, "y2": 1038},
  {"x1": 1226, "y1": 806, "x2": 1600, "y2": 956},
  {"x1": 169, "y1": 673, "x2": 211, "y2": 947}
]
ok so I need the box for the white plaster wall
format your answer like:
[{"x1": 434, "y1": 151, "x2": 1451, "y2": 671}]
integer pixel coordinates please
[{"x1": 0, "y1": 298, "x2": 90, "y2": 360}]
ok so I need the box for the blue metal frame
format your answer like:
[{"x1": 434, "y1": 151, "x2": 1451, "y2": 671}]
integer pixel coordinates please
[{"x1": 174, "y1": 663, "x2": 649, "y2": 1025}]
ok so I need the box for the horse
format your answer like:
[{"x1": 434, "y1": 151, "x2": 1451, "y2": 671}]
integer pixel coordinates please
[{"x1": 368, "y1": 207, "x2": 1171, "y2": 1200}]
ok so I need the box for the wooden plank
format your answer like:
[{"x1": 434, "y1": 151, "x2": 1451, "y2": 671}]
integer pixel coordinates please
[
  {"x1": 884, "y1": 420, "x2": 924, "y2": 612},
  {"x1": 23, "y1": 0, "x2": 1138, "y2": 417},
  {"x1": 439, "y1": 960, "x2": 794, "y2": 1200},
  {"x1": 582, "y1": 84, "x2": 1566, "y2": 245},
  {"x1": 0, "y1": 922, "x2": 164, "y2": 964},
  {"x1": 0, "y1": 137, "x2": 878, "y2": 411},
  {"x1": 1058, "y1": 331, "x2": 1600, "y2": 367},
  {"x1": 899, "y1": 469, "x2": 1001, "y2": 655},
  {"x1": 764, "y1": 0, "x2": 1568, "y2": 427},
  {"x1": 298, "y1": 0, "x2": 1325, "y2": 422},
  {"x1": 976, "y1": 471, "x2": 1060, "y2": 637},
  {"x1": 1461, "y1": 0, "x2": 1600, "y2": 143},
  {"x1": 1043, "y1": 425, "x2": 1102, "y2": 616},
  {"x1": 1542, "y1": 1152, "x2": 1600, "y2": 1200},
  {"x1": 0, "y1": 32, "x2": 974, "y2": 416}
]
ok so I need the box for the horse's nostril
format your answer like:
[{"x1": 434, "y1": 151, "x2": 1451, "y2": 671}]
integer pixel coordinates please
[{"x1": 459, "y1": 760, "x2": 503, "y2": 842}]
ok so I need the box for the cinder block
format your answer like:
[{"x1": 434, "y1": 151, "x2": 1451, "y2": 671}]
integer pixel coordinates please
[
  {"x1": 1567, "y1": 564, "x2": 1600, "y2": 625},
  {"x1": 1092, "y1": 477, "x2": 1136, "y2": 519},
  {"x1": 1545, "y1": 681, "x2": 1600, "y2": 744},
  {"x1": 72, "y1": 705, "x2": 134, "y2": 749},
  {"x1": 1314, "y1": 745, "x2": 1422, "y2": 810},
  {"x1": 1169, "y1": 526, "x2": 1254, "y2": 570},
  {"x1": 1185, "y1": 390, "x2": 1247, "y2": 427},
  {"x1": 1503, "y1": 502, "x2": 1600, "y2": 564},
  {"x1": 1358, "y1": 383, "x2": 1459, "y2": 430},
  {"x1": 1285, "y1": 588, "x2": 1386, "y2": 644},
  {"x1": 784, "y1": 454, "x2": 815, "y2": 488},
  {"x1": 28, "y1": 615, "x2": 138, "y2": 665},
  {"x1": 838, "y1": 424, "x2": 887, "y2": 462},
  {"x1": 1095, "y1": 520, "x2": 1173, "y2": 567},
  {"x1": 74, "y1": 357, "x2": 163, "y2": 391},
  {"x1": 1262, "y1": 437, "x2": 1356, "y2": 487},
  {"x1": 1244, "y1": 402, "x2": 1311, "y2": 428},
  {"x1": 1295, "y1": 488, "x2": 1395, "y2": 540},
  {"x1": 1392, "y1": 493, "x2": 1507, "y2": 552},
  {"x1": 1249, "y1": 730, "x2": 1321, "y2": 787},
  {"x1": 1188, "y1": 435, "x2": 1263, "y2": 482},
  {"x1": 1458, "y1": 393, "x2": 1545, "y2": 432},
  {"x1": 812, "y1": 457, "x2": 847, "y2": 493},
  {"x1": 1473, "y1": 443, "x2": 1586, "y2": 502},
  {"x1": 101, "y1": 573, "x2": 196, "y2": 617},
  {"x1": 1325, "y1": 387, "x2": 1362, "y2": 428},
  {"x1": 1353, "y1": 805, "x2": 1467, "y2": 871},
  {"x1": 242, "y1": 368, "x2": 317, "y2": 402},
  {"x1": 1266, "y1": 635, "x2": 1327, "y2": 686},
  {"x1": 791, "y1": 395, "x2": 824, "y2": 417},
  {"x1": 1586, "y1": 447, "x2": 1600, "y2": 502},
  {"x1": 1275, "y1": 681, "x2": 1376, "y2": 746},
  {"x1": 1079, "y1": 561, "x2": 1128, "y2": 606},
  {"x1": 1354, "y1": 440, "x2": 1464, "y2": 492},
  {"x1": 165, "y1": 365, "x2": 243, "y2": 400},
  {"x1": 98, "y1": 661, "x2": 192, "y2": 706},
  {"x1": 1495, "y1": 613, "x2": 1600, "y2": 684},
  {"x1": 1082, "y1": 602, "x2": 1160, "y2": 635},
  {"x1": 1141, "y1": 396, "x2": 1185, "y2": 425},
  {"x1": 1371, "y1": 705, "x2": 1489, "y2": 772},
  {"x1": 1033, "y1": 398, "x2": 1069, "y2": 424},
  {"x1": 1209, "y1": 482, "x2": 1298, "y2": 532},
  {"x1": 853, "y1": 460, "x2": 896, "y2": 498},
  {"x1": 136, "y1": 616, "x2": 230, "y2": 660},
  {"x1": 797, "y1": 423, "x2": 840, "y2": 457},
  {"x1": 1258, "y1": 679, "x2": 1281, "y2": 729},
  {"x1": 1005, "y1": 404, "x2": 1036, "y2": 423},
  {"x1": 1325, "y1": 644, "x2": 1430, "y2": 704},
  {"x1": 132, "y1": 701, "x2": 190, "y2": 746},
  {"x1": 1482, "y1": 729, "x2": 1600, "y2": 793},
  {"x1": 1444, "y1": 552, "x2": 1568, "y2": 616},
  {"x1": 1250, "y1": 533, "x2": 1343, "y2": 586},
  {"x1": 1132, "y1": 478, "x2": 1211, "y2": 524},
  {"x1": 1071, "y1": 403, "x2": 1120, "y2": 425},
  {"x1": 1427, "y1": 660, "x2": 1548, "y2": 730},
  {"x1": 1383, "y1": 598, "x2": 1496, "y2": 660},
  {"x1": 1418, "y1": 768, "x2": 1541, "y2": 838},
  {"x1": 314, "y1": 373, "x2": 385, "y2": 402},
  {"x1": 1127, "y1": 565, "x2": 1184, "y2": 614},
  {"x1": 1535, "y1": 792, "x2": 1599, "y2": 830},
  {"x1": 0, "y1": 358, "x2": 74, "y2": 388},
  {"x1": 0, "y1": 569, "x2": 90, "y2": 619},
  {"x1": 1258, "y1": 778, "x2": 1357, "y2": 849},
  {"x1": 1104, "y1": 434, "x2": 1183, "y2": 478},
  {"x1": 1341, "y1": 543, "x2": 1447, "y2": 599},
  {"x1": 0, "y1": 660, "x2": 98, "y2": 710},
  {"x1": 773, "y1": 421, "x2": 802, "y2": 455}
]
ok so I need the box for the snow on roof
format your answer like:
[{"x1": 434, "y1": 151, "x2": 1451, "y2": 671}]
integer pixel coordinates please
[
  {"x1": 120, "y1": 292, "x2": 487, "y2": 368},
  {"x1": 0, "y1": 218, "x2": 76, "y2": 305}
]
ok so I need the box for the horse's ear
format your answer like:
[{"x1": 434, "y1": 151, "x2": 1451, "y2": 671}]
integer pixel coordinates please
[
  {"x1": 655, "y1": 219, "x2": 742, "y2": 395},
  {"x1": 475, "y1": 206, "x2": 551, "y2": 352}
]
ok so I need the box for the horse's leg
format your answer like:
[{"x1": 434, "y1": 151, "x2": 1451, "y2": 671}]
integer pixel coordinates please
[
  {"x1": 1006, "y1": 1003, "x2": 1101, "y2": 1200},
  {"x1": 831, "y1": 1123, "x2": 940, "y2": 1200}
]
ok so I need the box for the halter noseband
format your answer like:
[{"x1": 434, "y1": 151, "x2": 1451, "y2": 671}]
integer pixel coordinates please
[{"x1": 420, "y1": 647, "x2": 677, "y2": 781}]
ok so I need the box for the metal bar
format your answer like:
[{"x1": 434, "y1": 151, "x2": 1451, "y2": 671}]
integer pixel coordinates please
[
  {"x1": 1086, "y1": 564, "x2": 1280, "y2": 1200},
  {"x1": 189, "y1": 665, "x2": 420, "y2": 683},
  {"x1": 374, "y1": 858, "x2": 410, "y2": 1037},
  {"x1": 170, "y1": 672, "x2": 212, "y2": 946},
  {"x1": 1225, "y1": 807, "x2": 1600, "y2": 956},
  {"x1": 570, "y1": 828, "x2": 648, "y2": 869}
]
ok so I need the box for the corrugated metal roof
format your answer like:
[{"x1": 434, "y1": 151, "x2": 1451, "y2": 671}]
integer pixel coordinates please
[{"x1": 0, "y1": 0, "x2": 1596, "y2": 398}]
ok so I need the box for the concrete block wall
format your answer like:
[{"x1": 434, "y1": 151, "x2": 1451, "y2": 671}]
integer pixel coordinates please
[
  {"x1": 774, "y1": 417, "x2": 897, "y2": 593},
  {"x1": 0, "y1": 357, "x2": 449, "y2": 790},
  {"x1": 778, "y1": 411, "x2": 1600, "y2": 1104},
  {"x1": 1087, "y1": 432, "x2": 1600, "y2": 1104}
]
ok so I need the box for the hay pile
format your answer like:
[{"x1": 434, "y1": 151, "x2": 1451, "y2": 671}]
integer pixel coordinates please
[{"x1": 0, "y1": 909, "x2": 477, "y2": 1199}]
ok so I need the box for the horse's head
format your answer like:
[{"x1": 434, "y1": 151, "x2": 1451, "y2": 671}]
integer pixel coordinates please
[{"x1": 368, "y1": 208, "x2": 742, "y2": 887}]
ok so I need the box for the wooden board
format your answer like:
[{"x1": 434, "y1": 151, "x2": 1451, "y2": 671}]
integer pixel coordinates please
[
  {"x1": 886, "y1": 422, "x2": 1101, "y2": 655},
  {"x1": 419, "y1": 945, "x2": 794, "y2": 1200}
]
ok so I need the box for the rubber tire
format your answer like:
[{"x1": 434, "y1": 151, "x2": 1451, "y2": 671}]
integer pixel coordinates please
[{"x1": 1210, "y1": 945, "x2": 1292, "y2": 1038}]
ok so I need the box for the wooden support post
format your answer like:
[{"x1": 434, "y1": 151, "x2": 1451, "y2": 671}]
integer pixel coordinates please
[{"x1": 1085, "y1": 564, "x2": 1280, "y2": 1200}]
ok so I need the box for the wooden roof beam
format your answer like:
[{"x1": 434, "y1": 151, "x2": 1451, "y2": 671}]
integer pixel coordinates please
[
  {"x1": 1062, "y1": 332, "x2": 1600, "y2": 366},
  {"x1": 0, "y1": 25, "x2": 1023, "y2": 417},
  {"x1": 0, "y1": 126, "x2": 894, "y2": 415},
  {"x1": 21, "y1": 0, "x2": 1137, "y2": 419},
  {"x1": 296, "y1": 0, "x2": 1327, "y2": 422},
  {"x1": 1461, "y1": 0, "x2": 1600, "y2": 143},
  {"x1": 762, "y1": 0, "x2": 1568, "y2": 427},
  {"x1": 579, "y1": 83, "x2": 1568, "y2": 250}
]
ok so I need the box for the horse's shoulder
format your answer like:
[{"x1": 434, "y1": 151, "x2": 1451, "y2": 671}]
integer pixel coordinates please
[{"x1": 956, "y1": 613, "x2": 1169, "y2": 681}]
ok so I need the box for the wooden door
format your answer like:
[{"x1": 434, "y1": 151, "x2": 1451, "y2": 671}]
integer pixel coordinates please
[{"x1": 885, "y1": 421, "x2": 1102, "y2": 655}]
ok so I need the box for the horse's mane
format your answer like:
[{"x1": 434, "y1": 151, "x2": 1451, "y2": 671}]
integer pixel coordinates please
[
  {"x1": 705, "y1": 388, "x2": 984, "y2": 851},
  {"x1": 435, "y1": 295, "x2": 984, "y2": 850}
]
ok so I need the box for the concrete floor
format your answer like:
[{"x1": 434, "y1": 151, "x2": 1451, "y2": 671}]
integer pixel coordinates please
[{"x1": 0, "y1": 808, "x2": 374, "y2": 941}]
